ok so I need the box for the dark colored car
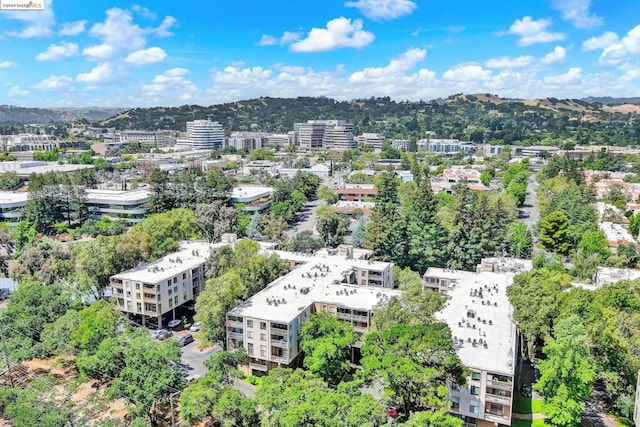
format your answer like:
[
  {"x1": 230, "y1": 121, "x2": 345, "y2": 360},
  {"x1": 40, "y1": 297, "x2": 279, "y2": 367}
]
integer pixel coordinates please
[{"x1": 178, "y1": 334, "x2": 194, "y2": 347}]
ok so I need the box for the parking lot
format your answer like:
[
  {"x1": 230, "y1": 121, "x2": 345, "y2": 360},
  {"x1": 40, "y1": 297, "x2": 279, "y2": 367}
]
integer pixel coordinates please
[{"x1": 173, "y1": 330, "x2": 222, "y2": 381}]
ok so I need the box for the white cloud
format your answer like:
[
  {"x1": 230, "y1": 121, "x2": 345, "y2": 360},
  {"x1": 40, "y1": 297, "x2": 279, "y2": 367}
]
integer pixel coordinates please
[
  {"x1": 152, "y1": 16, "x2": 177, "y2": 37},
  {"x1": 542, "y1": 46, "x2": 567, "y2": 64},
  {"x1": 344, "y1": 0, "x2": 417, "y2": 21},
  {"x1": 544, "y1": 67, "x2": 582, "y2": 85},
  {"x1": 35, "y1": 42, "x2": 79, "y2": 61},
  {"x1": 124, "y1": 47, "x2": 167, "y2": 66},
  {"x1": 34, "y1": 75, "x2": 73, "y2": 91},
  {"x1": 83, "y1": 8, "x2": 146, "y2": 60},
  {"x1": 349, "y1": 48, "x2": 426, "y2": 83},
  {"x1": 143, "y1": 68, "x2": 197, "y2": 101},
  {"x1": 582, "y1": 31, "x2": 619, "y2": 51},
  {"x1": 7, "y1": 85, "x2": 29, "y2": 97},
  {"x1": 0, "y1": 61, "x2": 15, "y2": 69},
  {"x1": 484, "y1": 55, "x2": 534, "y2": 69},
  {"x1": 76, "y1": 62, "x2": 124, "y2": 85},
  {"x1": 59, "y1": 20, "x2": 87, "y2": 36},
  {"x1": 131, "y1": 5, "x2": 157, "y2": 20},
  {"x1": 280, "y1": 31, "x2": 302, "y2": 45},
  {"x1": 3, "y1": 0, "x2": 55, "y2": 38},
  {"x1": 600, "y1": 25, "x2": 640, "y2": 65},
  {"x1": 551, "y1": 0, "x2": 602, "y2": 29},
  {"x1": 620, "y1": 67, "x2": 640, "y2": 83},
  {"x1": 290, "y1": 17, "x2": 374, "y2": 52},
  {"x1": 443, "y1": 64, "x2": 492, "y2": 82},
  {"x1": 257, "y1": 34, "x2": 277, "y2": 46},
  {"x1": 503, "y1": 16, "x2": 565, "y2": 46}
]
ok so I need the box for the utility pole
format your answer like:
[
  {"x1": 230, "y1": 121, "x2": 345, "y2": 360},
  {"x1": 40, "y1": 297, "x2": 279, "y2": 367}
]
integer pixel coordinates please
[{"x1": 0, "y1": 322, "x2": 14, "y2": 387}]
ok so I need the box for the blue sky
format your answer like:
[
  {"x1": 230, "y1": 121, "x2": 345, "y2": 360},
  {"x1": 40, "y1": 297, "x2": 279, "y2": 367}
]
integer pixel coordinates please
[{"x1": 1, "y1": 0, "x2": 640, "y2": 107}]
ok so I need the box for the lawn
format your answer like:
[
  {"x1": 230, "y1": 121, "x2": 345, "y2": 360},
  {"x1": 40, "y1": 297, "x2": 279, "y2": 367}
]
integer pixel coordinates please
[
  {"x1": 512, "y1": 419, "x2": 547, "y2": 427},
  {"x1": 512, "y1": 394, "x2": 544, "y2": 414}
]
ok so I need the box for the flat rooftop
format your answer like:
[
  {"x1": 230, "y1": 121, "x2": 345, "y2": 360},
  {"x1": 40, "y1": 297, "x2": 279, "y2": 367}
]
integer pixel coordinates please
[
  {"x1": 432, "y1": 268, "x2": 517, "y2": 375},
  {"x1": 263, "y1": 249, "x2": 388, "y2": 271},
  {"x1": 595, "y1": 266, "x2": 640, "y2": 287},
  {"x1": 112, "y1": 241, "x2": 220, "y2": 284},
  {"x1": 0, "y1": 191, "x2": 28, "y2": 206},
  {"x1": 229, "y1": 186, "x2": 274, "y2": 202},
  {"x1": 229, "y1": 254, "x2": 400, "y2": 323},
  {"x1": 86, "y1": 189, "x2": 150, "y2": 204}
]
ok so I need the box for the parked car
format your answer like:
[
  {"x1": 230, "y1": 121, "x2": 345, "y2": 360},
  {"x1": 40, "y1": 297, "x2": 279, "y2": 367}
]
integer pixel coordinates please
[
  {"x1": 178, "y1": 334, "x2": 194, "y2": 347},
  {"x1": 167, "y1": 319, "x2": 181, "y2": 329},
  {"x1": 152, "y1": 329, "x2": 172, "y2": 340},
  {"x1": 189, "y1": 322, "x2": 202, "y2": 332}
]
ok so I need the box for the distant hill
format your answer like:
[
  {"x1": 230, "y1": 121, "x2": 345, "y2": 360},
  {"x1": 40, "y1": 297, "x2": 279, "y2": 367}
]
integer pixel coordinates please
[
  {"x1": 0, "y1": 106, "x2": 124, "y2": 125},
  {"x1": 99, "y1": 94, "x2": 640, "y2": 145},
  {"x1": 580, "y1": 96, "x2": 640, "y2": 105}
]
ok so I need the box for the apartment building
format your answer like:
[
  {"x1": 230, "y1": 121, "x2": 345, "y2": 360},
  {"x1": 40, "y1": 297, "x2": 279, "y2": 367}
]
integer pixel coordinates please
[
  {"x1": 225, "y1": 132, "x2": 267, "y2": 151},
  {"x1": 0, "y1": 134, "x2": 59, "y2": 152},
  {"x1": 418, "y1": 139, "x2": 476, "y2": 154},
  {"x1": 424, "y1": 267, "x2": 519, "y2": 427},
  {"x1": 226, "y1": 250, "x2": 398, "y2": 374},
  {"x1": 119, "y1": 130, "x2": 172, "y2": 147},
  {"x1": 392, "y1": 139, "x2": 411, "y2": 151},
  {"x1": 186, "y1": 119, "x2": 225, "y2": 149},
  {"x1": 110, "y1": 241, "x2": 215, "y2": 327},
  {"x1": 483, "y1": 145, "x2": 503, "y2": 157}
]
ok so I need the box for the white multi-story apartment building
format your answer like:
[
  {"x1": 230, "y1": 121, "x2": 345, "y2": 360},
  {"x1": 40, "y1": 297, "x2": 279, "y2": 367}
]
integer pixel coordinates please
[
  {"x1": 483, "y1": 145, "x2": 503, "y2": 157},
  {"x1": 424, "y1": 267, "x2": 520, "y2": 427},
  {"x1": 226, "y1": 249, "x2": 397, "y2": 374},
  {"x1": 418, "y1": 139, "x2": 477, "y2": 154},
  {"x1": 110, "y1": 241, "x2": 215, "y2": 327},
  {"x1": 225, "y1": 132, "x2": 267, "y2": 151},
  {"x1": 356, "y1": 133, "x2": 385, "y2": 150},
  {"x1": 186, "y1": 120, "x2": 224, "y2": 149},
  {"x1": 0, "y1": 134, "x2": 59, "y2": 152}
]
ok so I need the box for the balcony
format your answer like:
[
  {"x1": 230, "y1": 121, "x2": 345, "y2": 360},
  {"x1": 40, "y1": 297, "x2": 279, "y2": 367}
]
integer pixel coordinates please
[
  {"x1": 227, "y1": 331, "x2": 243, "y2": 339},
  {"x1": 271, "y1": 339, "x2": 289, "y2": 349},
  {"x1": 485, "y1": 393, "x2": 511, "y2": 405},
  {"x1": 270, "y1": 354, "x2": 289, "y2": 364},
  {"x1": 227, "y1": 319, "x2": 243, "y2": 328},
  {"x1": 486, "y1": 379, "x2": 513, "y2": 390},
  {"x1": 249, "y1": 362, "x2": 268, "y2": 372},
  {"x1": 463, "y1": 423, "x2": 476, "y2": 427},
  {"x1": 484, "y1": 413, "x2": 509, "y2": 424},
  {"x1": 111, "y1": 281, "x2": 124, "y2": 289}
]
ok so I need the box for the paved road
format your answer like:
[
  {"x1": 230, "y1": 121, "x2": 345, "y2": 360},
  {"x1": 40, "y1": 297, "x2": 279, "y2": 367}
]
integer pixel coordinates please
[
  {"x1": 287, "y1": 198, "x2": 323, "y2": 236},
  {"x1": 174, "y1": 332, "x2": 222, "y2": 381},
  {"x1": 519, "y1": 175, "x2": 539, "y2": 228}
]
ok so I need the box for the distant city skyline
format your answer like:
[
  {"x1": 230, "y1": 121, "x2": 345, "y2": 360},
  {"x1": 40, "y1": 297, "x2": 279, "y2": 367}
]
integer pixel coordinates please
[{"x1": 1, "y1": 0, "x2": 639, "y2": 107}]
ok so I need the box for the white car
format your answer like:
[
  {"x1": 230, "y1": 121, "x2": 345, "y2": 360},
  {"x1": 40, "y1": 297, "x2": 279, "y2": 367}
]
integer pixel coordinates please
[
  {"x1": 167, "y1": 319, "x2": 181, "y2": 329},
  {"x1": 189, "y1": 322, "x2": 202, "y2": 332}
]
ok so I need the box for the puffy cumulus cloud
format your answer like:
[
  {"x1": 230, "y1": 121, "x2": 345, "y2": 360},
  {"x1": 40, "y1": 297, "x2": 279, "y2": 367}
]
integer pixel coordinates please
[
  {"x1": 3, "y1": 0, "x2": 55, "y2": 38},
  {"x1": 256, "y1": 32, "x2": 302, "y2": 47},
  {"x1": 83, "y1": 8, "x2": 146, "y2": 60},
  {"x1": 7, "y1": 85, "x2": 29, "y2": 98},
  {"x1": 349, "y1": 48, "x2": 426, "y2": 83},
  {"x1": 59, "y1": 20, "x2": 87, "y2": 36},
  {"x1": 620, "y1": 67, "x2": 640, "y2": 83},
  {"x1": 124, "y1": 47, "x2": 167, "y2": 66},
  {"x1": 290, "y1": 17, "x2": 374, "y2": 52},
  {"x1": 34, "y1": 75, "x2": 73, "y2": 91},
  {"x1": 543, "y1": 67, "x2": 583, "y2": 85},
  {"x1": 76, "y1": 62, "x2": 126, "y2": 85},
  {"x1": 0, "y1": 61, "x2": 15, "y2": 69},
  {"x1": 503, "y1": 16, "x2": 565, "y2": 47},
  {"x1": 551, "y1": 0, "x2": 602, "y2": 29},
  {"x1": 582, "y1": 31, "x2": 619, "y2": 51},
  {"x1": 344, "y1": 0, "x2": 417, "y2": 21},
  {"x1": 152, "y1": 16, "x2": 177, "y2": 37},
  {"x1": 541, "y1": 46, "x2": 567, "y2": 64},
  {"x1": 131, "y1": 5, "x2": 157, "y2": 20},
  {"x1": 442, "y1": 64, "x2": 492, "y2": 82},
  {"x1": 143, "y1": 68, "x2": 198, "y2": 102},
  {"x1": 484, "y1": 55, "x2": 534, "y2": 69},
  {"x1": 600, "y1": 25, "x2": 640, "y2": 65},
  {"x1": 35, "y1": 42, "x2": 79, "y2": 61}
]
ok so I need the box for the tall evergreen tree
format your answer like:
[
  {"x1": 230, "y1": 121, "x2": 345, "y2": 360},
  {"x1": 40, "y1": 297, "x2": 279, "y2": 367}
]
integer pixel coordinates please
[
  {"x1": 405, "y1": 174, "x2": 448, "y2": 273},
  {"x1": 446, "y1": 183, "x2": 478, "y2": 270}
]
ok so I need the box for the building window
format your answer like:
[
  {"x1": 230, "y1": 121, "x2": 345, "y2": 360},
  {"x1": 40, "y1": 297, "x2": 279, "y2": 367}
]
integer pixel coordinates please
[
  {"x1": 136, "y1": 293, "x2": 140, "y2": 299},
  {"x1": 247, "y1": 320, "x2": 254, "y2": 328},
  {"x1": 136, "y1": 302, "x2": 142, "y2": 312},
  {"x1": 260, "y1": 345, "x2": 267, "y2": 357},
  {"x1": 167, "y1": 280, "x2": 171, "y2": 287},
  {"x1": 248, "y1": 343, "x2": 254, "y2": 355},
  {"x1": 271, "y1": 346, "x2": 284, "y2": 358},
  {"x1": 247, "y1": 331, "x2": 253, "y2": 339},
  {"x1": 174, "y1": 286, "x2": 178, "y2": 293},
  {"x1": 471, "y1": 371, "x2": 481, "y2": 381},
  {"x1": 471, "y1": 385, "x2": 480, "y2": 395},
  {"x1": 260, "y1": 333, "x2": 266, "y2": 341},
  {"x1": 135, "y1": 283, "x2": 140, "y2": 290},
  {"x1": 168, "y1": 299, "x2": 173, "y2": 308},
  {"x1": 174, "y1": 296, "x2": 178, "y2": 305},
  {"x1": 182, "y1": 273, "x2": 186, "y2": 280},
  {"x1": 168, "y1": 289, "x2": 172, "y2": 296},
  {"x1": 450, "y1": 396, "x2": 460, "y2": 411},
  {"x1": 470, "y1": 403, "x2": 479, "y2": 414},
  {"x1": 260, "y1": 322, "x2": 266, "y2": 330},
  {"x1": 173, "y1": 277, "x2": 177, "y2": 284}
]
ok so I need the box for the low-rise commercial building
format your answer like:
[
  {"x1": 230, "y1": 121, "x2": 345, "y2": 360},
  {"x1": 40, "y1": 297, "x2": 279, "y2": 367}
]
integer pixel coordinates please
[
  {"x1": 337, "y1": 183, "x2": 377, "y2": 202},
  {"x1": 356, "y1": 133, "x2": 385, "y2": 150},
  {"x1": 226, "y1": 250, "x2": 398, "y2": 374},
  {"x1": 229, "y1": 185, "x2": 274, "y2": 212},
  {"x1": 425, "y1": 267, "x2": 519, "y2": 427}
]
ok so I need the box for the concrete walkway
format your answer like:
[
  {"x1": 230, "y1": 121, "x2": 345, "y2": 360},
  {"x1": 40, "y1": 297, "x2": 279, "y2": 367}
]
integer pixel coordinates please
[{"x1": 512, "y1": 412, "x2": 547, "y2": 420}]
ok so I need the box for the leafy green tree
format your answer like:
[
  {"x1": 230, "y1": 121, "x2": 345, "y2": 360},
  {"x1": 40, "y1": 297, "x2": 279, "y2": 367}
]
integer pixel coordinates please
[
  {"x1": 0, "y1": 387, "x2": 75, "y2": 427},
  {"x1": 72, "y1": 300, "x2": 121, "y2": 354},
  {"x1": 106, "y1": 331, "x2": 185, "y2": 423},
  {"x1": 577, "y1": 230, "x2": 611, "y2": 260},
  {"x1": 317, "y1": 210, "x2": 348, "y2": 247},
  {"x1": 405, "y1": 174, "x2": 448, "y2": 272},
  {"x1": 288, "y1": 230, "x2": 324, "y2": 253},
  {"x1": 300, "y1": 312, "x2": 357, "y2": 384},
  {"x1": 73, "y1": 235, "x2": 122, "y2": 300},
  {"x1": 132, "y1": 208, "x2": 200, "y2": 258},
  {"x1": 539, "y1": 210, "x2": 570, "y2": 255},
  {"x1": 41, "y1": 309, "x2": 80, "y2": 356},
  {"x1": 629, "y1": 213, "x2": 640, "y2": 238},
  {"x1": 507, "y1": 223, "x2": 533, "y2": 258},
  {"x1": 246, "y1": 213, "x2": 262, "y2": 240},
  {"x1": 401, "y1": 409, "x2": 463, "y2": 427},
  {"x1": 195, "y1": 201, "x2": 238, "y2": 242},
  {"x1": 536, "y1": 316, "x2": 595, "y2": 426},
  {"x1": 507, "y1": 268, "x2": 572, "y2": 358},
  {"x1": 360, "y1": 323, "x2": 464, "y2": 417},
  {"x1": 318, "y1": 184, "x2": 338, "y2": 204},
  {"x1": 256, "y1": 368, "x2": 386, "y2": 427},
  {"x1": 147, "y1": 167, "x2": 175, "y2": 213}
]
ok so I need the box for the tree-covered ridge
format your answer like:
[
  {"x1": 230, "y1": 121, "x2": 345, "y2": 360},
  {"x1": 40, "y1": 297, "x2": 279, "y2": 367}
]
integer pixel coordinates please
[{"x1": 101, "y1": 94, "x2": 640, "y2": 145}]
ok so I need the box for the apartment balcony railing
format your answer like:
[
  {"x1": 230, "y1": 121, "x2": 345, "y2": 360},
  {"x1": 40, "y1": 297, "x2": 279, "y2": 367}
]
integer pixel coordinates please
[
  {"x1": 486, "y1": 379, "x2": 512, "y2": 390},
  {"x1": 485, "y1": 393, "x2": 511, "y2": 405}
]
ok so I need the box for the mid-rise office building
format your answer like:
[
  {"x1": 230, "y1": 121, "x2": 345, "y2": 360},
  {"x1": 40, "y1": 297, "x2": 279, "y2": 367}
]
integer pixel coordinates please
[
  {"x1": 119, "y1": 130, "x2": 171, "y2": 147},
  {"x1": 418, "y1": 139, "x2": 477, "y2": 154},
  {"x1": 392, "y1": 139, "x2": 411, "y2": 151},
  {"x1": 295, "y1": 121, "x2": 326, "y2": 150},
  {"x1": 356, "y1": 133, "x2": 385, "y2": 150},
  {"x1": 186, "y1": 120, "x2": 224, "y2": 149},
  {"x1": 294, "y1": 120, "x2": 355, "y2": 150},
  {"x1": 225, "y1": 132, "x2": 267, "y2": 151}
]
